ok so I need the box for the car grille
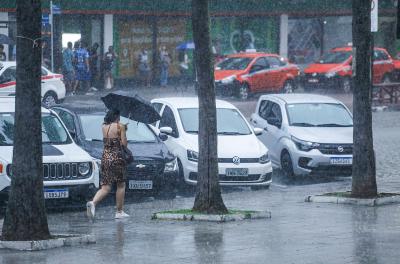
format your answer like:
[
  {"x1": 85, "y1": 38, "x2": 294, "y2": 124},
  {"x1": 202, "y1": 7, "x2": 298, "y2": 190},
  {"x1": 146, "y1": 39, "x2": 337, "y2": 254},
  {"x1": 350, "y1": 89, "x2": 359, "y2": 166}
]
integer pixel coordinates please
[
  {"x1": 126, "y1": 161, "x2": 164, "y2": 180},
  {"x1": 317, "y1": 144, "x2": 353, "y2": 155},
  {"x1": 189, "y1": 172, "x2": 261, "y2": 182},
  {"x1": 7, "y1": 163, "x2": 92, "y2": 181}
]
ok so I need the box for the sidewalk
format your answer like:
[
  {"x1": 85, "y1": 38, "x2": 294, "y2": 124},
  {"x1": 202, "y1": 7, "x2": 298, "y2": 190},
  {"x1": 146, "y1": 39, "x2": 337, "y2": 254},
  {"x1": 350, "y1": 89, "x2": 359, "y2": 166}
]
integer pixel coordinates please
[{"x1": 1, "y1": 180, "x2": 400, "y2": 264}]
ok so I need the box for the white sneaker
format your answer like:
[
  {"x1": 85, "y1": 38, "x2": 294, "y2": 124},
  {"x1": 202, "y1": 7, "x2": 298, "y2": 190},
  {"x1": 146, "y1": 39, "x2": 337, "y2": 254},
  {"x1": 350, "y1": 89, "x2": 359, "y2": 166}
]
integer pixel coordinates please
[
  {"x1": 90, "y1": 87, "x2": 98, "y2": 91},
  {"x1": 86, "y1": 201, "x2": 95, "y2": 219},
  {"x1": 115, "y1": 211, "x2": 130, "y2": 219}
]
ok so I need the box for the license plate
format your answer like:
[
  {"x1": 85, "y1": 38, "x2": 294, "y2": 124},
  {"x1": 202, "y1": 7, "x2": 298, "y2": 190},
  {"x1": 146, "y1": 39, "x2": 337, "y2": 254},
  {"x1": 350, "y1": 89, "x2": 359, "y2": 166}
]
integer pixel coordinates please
[
  {"x1": 308, "y1": 78, "x2": 319, "y2": 83},
  {"x1": 226, "y1": 168, "x2": 249, "y2": 177},
  {"x1": 330, "y1": 157, "x2": 353, "y2": 165},
  {"x1": 44, "y1": 189, "x2": 69, "y2": 199},
  {"x1": 129, "y1": 180, "x2": 153, "y2": 190}
]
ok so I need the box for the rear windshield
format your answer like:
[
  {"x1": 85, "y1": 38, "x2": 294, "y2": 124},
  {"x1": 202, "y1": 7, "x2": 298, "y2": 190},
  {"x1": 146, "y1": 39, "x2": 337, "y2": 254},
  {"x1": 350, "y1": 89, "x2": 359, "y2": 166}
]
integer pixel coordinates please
[
  {"x1": 0, "y1": 113, "x2": 71, "y2": 146},
  {"x1": 79, "y1": 114, "x2": 157, "y2": 143}
]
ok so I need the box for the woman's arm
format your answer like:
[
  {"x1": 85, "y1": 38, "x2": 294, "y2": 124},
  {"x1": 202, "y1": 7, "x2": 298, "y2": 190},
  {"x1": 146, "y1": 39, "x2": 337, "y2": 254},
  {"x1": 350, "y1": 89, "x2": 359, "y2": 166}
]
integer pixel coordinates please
[{"x1": 119, "y1": 123, "x2": 128, "y2": 147}]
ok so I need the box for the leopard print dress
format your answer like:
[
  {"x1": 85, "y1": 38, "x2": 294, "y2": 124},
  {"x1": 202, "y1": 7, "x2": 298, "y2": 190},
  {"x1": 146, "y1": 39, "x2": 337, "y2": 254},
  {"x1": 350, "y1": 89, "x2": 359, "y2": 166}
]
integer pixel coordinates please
[{"x1": 101, "y1": 124, "x2": 126, "y2": 186}]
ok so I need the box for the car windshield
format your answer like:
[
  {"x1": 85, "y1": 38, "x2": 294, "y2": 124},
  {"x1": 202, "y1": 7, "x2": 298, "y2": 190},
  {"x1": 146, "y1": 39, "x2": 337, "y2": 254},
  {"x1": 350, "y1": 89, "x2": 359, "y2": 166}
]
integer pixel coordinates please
[
  {"x1": 179, "y1": 108, "x2": 252, "y2": 135},
  {"x1": 0, "y1": 113, "x2": 70, "y2": 146},
  {"x1": 318, "y1": 51, "x2": 352, "y2": 64},
  {"x1": 216, "y1": 57, "x2": 253, "y2": 70},
  {"x1": 287, "y1": 103, "x2": 353, "y2": 127},
  {"x1": 79, "y1": 115, "x2": 157, "y2": 143}
]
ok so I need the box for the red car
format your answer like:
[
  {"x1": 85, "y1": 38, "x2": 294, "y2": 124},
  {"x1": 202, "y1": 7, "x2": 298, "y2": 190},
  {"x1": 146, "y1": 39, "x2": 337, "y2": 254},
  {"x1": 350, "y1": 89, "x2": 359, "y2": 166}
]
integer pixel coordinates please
[
  {"x1": 302, "y1": 46, "x2": 395, "y2": 93},
  {"x1": 214, "y1": 52, "x2": 300, "y2": 100}
]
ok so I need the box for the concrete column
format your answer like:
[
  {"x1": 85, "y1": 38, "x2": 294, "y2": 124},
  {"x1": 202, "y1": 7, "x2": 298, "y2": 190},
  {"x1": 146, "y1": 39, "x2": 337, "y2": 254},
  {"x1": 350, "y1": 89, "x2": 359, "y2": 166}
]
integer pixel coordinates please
[
  {"x1": 0, "y1": 12, "x2": 9, "y2": 60},
  {"x1": 104, "y1": 14, "x2": 113, "y2": 53},
  {"x1": 279, "y1": 14, "x2": 289, "y2": 59}
]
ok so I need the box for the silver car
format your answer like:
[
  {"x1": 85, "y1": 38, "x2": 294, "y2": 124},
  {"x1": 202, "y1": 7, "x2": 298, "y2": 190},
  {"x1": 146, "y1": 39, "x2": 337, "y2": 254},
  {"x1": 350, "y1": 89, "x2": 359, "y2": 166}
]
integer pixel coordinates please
[{"x1": 250, "y1": 94, "x2": 353, "y2": 178}]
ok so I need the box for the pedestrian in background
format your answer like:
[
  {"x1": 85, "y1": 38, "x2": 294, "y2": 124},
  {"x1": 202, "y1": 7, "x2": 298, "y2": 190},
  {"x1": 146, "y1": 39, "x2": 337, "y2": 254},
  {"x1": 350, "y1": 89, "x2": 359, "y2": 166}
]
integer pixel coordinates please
[
  {"x1": 89, "y1": 43, "x2": 100, "y2": 91},
  {"x1": 103, "y1": 46, "x2": 117, "y2": 89},
  {"x1": 138, "y1": 49, "x2": 151, "y2": 87},
  {"x1": 0, "y1": 44, "x2": 6, "y2": 61},
  {"x1": 160, "y1": 46, "x2": 171, "y2": 87},
  {"x1": 86, "y1": 109, "x2": 130, "y2": 220},
  {"x1": 62, "y1": 42, "x2": 75, "y2": 95},
  {"x1": 73, "y1": 41, "x2": 91, "y2": 94},
  {"x1": 178, "y1": 50, "x2": 190, "y2": 91}
]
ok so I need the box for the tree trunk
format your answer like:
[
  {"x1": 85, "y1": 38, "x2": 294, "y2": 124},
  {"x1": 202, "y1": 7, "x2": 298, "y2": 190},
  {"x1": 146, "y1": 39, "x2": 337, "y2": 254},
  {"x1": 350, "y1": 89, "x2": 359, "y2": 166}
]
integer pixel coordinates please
[
  {"x1": 351, "y1": 0, "x2": 378, "y2": 198},
  {"x1": 1, "y1": 0, "x2": 50, "y2": 241},
  {"x1": 192, "y1": 0, "x2": 228, "y2": 214}
]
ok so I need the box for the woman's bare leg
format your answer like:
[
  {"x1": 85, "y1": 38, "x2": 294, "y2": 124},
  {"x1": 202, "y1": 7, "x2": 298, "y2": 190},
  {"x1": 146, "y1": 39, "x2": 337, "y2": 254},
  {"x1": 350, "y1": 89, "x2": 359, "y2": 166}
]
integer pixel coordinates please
[
  {"x1": 116, "y1": 182, "x2": 126, "y2": 212},
  {"x1": 92, "y1": 185, "x2": 111, "y2": 206}
]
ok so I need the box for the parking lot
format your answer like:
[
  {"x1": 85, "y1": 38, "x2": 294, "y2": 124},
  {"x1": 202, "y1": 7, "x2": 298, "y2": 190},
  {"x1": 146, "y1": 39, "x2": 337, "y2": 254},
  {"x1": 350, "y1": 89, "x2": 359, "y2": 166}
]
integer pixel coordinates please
[{"x1": 1, "y1": 85, "x2": 400, "y2": 264}]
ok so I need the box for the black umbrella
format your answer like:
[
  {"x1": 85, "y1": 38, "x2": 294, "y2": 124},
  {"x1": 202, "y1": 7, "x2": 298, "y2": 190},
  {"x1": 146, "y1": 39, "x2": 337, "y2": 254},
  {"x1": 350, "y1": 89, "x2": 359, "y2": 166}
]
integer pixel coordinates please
[
  {"x1": 101, "y1": 92, "x2": 161, "y2": 124},
  {"x1": 0, "y1": 34, "x2": 14, "y2": 45}
]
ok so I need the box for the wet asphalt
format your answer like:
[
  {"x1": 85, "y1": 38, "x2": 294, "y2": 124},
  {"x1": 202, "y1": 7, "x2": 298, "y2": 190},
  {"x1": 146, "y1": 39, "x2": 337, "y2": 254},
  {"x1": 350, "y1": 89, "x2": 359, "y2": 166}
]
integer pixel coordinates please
[{"x1": 0, "y1": 84, "x2": 399, "y2": 264}]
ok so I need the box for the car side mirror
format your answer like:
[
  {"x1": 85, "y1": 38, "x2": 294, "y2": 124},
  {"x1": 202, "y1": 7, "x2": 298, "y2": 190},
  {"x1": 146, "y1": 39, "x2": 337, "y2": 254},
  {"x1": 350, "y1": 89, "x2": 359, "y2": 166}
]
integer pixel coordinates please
[
  {"x1": 159, "y1": 126, "x2": 173, "y2": 135},
  {"x1": 253, "y1": 127, "x2": 263, "y2": 136}
]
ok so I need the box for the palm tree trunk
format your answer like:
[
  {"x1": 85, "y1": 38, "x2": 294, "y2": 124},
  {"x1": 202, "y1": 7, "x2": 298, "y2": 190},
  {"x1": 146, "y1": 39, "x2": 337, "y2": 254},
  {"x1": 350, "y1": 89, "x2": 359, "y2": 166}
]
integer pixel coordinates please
[
  {"x1": 351, "y1": 0, "x2": 378, "y2": 198},
  {"x1": 2, "y1": 0, "x2": 50, "y2": 241},
  {"x1": 192, "y1": 0, "x2": 228, "y2": 214}
]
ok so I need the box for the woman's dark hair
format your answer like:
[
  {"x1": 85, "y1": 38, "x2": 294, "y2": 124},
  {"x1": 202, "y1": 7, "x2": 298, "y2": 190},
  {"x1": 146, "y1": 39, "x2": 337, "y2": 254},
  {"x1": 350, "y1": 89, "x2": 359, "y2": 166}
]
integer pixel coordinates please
[{"x1": 104, "y1": 109, "x2": 120, "y2": 125}]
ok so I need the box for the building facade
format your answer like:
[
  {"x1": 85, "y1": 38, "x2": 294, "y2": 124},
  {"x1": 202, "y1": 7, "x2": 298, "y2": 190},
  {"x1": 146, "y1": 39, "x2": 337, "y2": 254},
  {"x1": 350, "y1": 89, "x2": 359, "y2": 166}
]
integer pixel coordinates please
[{"x1": 0, "y1": 0, "x2": 397, "y2": 79}]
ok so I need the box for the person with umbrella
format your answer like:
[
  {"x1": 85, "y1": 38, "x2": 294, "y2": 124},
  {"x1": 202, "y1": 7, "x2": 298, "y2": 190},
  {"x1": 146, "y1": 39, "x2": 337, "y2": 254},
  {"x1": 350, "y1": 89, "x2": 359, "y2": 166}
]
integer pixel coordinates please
[{"x1": 86, "y1": 109, "x2": 130, "y2": 220}]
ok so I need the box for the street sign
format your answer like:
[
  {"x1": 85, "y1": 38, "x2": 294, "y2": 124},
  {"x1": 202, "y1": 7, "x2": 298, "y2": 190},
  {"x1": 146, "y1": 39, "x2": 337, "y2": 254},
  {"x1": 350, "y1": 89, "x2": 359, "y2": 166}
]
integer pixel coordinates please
[
  {"x1": 42, "y1": 14, "x2": 49, "y2": 25},
  {"x1": 371, "y1": 0, "x2": 378, "y2": 32}
]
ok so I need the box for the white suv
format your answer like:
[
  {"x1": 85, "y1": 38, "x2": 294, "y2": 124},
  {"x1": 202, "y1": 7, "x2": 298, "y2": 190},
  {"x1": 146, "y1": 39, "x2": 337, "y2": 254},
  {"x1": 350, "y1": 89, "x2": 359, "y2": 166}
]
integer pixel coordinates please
[
  {"x1": 0, "y1": 97, "x2": 99, "y2": 204},
  {"x1": 0, "y1": 62, "x2": 66, "y2": 107},
  {"x1": 151, "y1": 97, "x2": 272, "y2": 189},
  {"x1": 250, "y1": 94, "x2": 353, "y2": 178}
]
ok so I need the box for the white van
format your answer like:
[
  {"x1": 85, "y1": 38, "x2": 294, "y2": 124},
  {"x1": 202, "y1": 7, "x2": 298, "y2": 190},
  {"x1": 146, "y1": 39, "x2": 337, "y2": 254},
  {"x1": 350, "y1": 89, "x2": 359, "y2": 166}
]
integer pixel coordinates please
[{"x1": 0, "y1": 97, "x2": 99, "y2": 204}]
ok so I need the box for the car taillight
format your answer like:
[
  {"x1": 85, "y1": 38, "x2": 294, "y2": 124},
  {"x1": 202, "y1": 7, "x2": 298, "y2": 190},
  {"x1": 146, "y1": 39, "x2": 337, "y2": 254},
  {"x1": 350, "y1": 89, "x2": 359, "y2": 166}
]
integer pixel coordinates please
[{"x1": 0, "y1": 163, "x2": 3, "y2": 174}]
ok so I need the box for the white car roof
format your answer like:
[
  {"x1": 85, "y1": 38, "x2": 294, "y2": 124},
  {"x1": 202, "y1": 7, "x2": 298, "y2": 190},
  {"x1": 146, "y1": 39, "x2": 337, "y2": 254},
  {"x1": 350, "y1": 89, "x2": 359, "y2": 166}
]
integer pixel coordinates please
[
  {"x1": 0, "y1": 96, "x2": 50, "y2": 113},
  {"x1": 152, "y1": 97, "x2": 237, "y2": 109},
  {"x1": 259, "y1": 93, "x2": 342, "y2": 104}
]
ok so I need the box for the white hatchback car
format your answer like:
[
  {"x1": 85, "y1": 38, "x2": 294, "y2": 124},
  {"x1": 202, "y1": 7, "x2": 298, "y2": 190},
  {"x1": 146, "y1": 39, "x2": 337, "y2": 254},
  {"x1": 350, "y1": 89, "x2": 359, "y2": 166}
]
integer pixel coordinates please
[
  {"x1": 151, "y1": 97, "x2": 272, "y2": 189},
  {"x1": 250, "y1": 94, "x2": 353, "y2": 178},
  {"x1": 0, "y1": 62, "x2": 66, "y2": 107},
  {"x1": 0, "y1": 97, "x2": 99, "y2": 204}
]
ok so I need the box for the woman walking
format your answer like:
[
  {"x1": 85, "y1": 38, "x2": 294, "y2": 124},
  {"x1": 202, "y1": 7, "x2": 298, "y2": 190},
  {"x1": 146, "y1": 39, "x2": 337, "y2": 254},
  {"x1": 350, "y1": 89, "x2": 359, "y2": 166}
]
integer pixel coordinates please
[{"x1": 86, "y1": 109, "x2": 130, "y2": 219}]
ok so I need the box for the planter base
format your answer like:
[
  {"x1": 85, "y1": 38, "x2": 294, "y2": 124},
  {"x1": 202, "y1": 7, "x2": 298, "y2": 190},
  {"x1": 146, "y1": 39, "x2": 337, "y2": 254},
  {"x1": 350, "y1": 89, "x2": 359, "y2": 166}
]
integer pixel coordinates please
[
  {"x1": 0, "y1": 234, "x2": 96, "y2": 251},
  {"x1": 305, "y1": 193, "x2": 400, "y2": 206},
  {"x1": 152, "y1": 210, "x2": 271, "y2": 222}
]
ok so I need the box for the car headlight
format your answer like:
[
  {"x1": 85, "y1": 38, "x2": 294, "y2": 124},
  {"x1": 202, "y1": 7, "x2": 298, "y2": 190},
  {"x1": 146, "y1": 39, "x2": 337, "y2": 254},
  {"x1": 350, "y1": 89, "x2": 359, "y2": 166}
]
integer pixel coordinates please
[
  {"x1": 291, "y1": 136, "x2": 320, "y2": 151},
  {"x1": 78, "y1": 162, "x2": 91, "y2": 176},
  {"x1": 325, "y1": 71, "x2": 337, "y2": 78},
  {"x1": 259, "y1": 152, "x2": 270, "y2": 164},
  {"x1": 164, "y1": 158, "x2": 178, "y2": 172},
  {"x1": 187, "y1": 150, "x2": 199, "y2": 162},
  {"x1": 221, "y1": 75, "x2": 236, "y2": 84}
]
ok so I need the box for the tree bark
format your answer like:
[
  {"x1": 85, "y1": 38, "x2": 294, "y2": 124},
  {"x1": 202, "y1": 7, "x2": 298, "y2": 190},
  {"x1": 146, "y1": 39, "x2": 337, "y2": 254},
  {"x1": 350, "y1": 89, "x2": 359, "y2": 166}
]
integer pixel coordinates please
[
  {"x1": 351, "y1": 0, "x2": 378, "y2": 198},
  {"x1": 1, "y1": 0, "x2": 50, "y2": 241},
  {"x1": 192, "y1": 0, "x2": 228, "y2": 214}
]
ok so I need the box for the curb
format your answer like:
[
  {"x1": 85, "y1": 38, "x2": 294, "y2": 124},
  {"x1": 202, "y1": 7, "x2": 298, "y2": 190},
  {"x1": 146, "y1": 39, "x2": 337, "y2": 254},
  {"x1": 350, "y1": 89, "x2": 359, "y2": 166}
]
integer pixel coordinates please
[
  {"x1": 0, "y1": 234, "x2": 96, "y2": 251},
  {"x1": 152, "y1": 211, "x2": 271, "y2": 222},
  {"x1": 305, "y1": 195, "x2": 400, "y2": 206}
]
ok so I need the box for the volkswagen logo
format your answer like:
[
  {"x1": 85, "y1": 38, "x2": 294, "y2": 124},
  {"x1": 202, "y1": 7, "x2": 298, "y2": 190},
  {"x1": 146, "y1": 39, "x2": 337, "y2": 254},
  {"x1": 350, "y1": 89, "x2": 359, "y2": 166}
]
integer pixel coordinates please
[
  {"x1": 232, "y1": 156, "x2": 240, "y2": 165},
  {"x1": 337, "y1": 146, "x2": 344, "y2": 153}
]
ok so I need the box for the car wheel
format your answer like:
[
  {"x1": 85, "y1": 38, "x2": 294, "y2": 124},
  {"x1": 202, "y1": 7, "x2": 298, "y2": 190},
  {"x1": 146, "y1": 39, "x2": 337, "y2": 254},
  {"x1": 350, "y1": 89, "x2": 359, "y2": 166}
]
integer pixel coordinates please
[
  {"x1": 42, "y1": 92, "x2": 58, "y2": 107},
  {"x1": 238, "y1": 83, "x2": 250, "y2": 100},
  {"x1": 281, "y1": 151, "x2": 295, "y2": 179},
  {"x1": 282, "y1": 80, "x2": 294, "y2": 94},
  {"x1": 154, "y1": 181, "x2": 177, "y2": 200},
  {"x1": 176, "y1": 159, "x2": 195, "y2": 195},
  {"x1": 342, "y1": 78, "x2": 352, "y2": 93},
  {"x1": 382, "y1": 74, "x2": 391, "y2": 84}
]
